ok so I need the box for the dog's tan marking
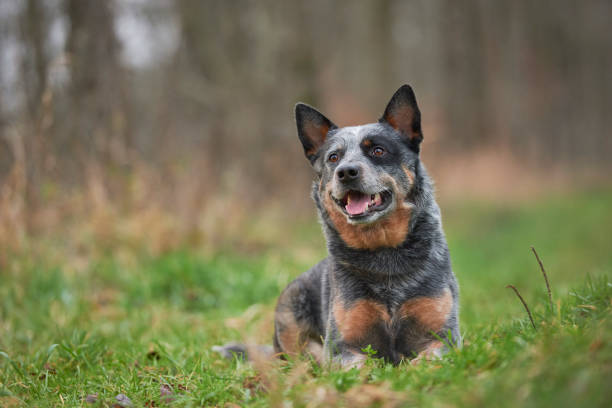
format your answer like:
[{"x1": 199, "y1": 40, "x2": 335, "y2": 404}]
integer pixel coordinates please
[
  {"x1": 323, "y1": 176, "x2": 412, "y2": 250},
  {"x1": 402, "y1": 165, "x2": 415, "y2": 186},
  {"x1": 275, "y1": 309, "x2": 323, "y2": 361},
  {"x1": 362, "y1": 139, "x2": 372, "y2": 147},
  {"x1": 275, "y1": 284, "x2": 324, "y2": 359},
  {"x1": 333, "y1": 299, "x2": 390, "y2": 343},
  {"x1": 275, "y1": 309, "x2": 301, "y2": 354},
  {"x1": 399, "y1": 289, "x2": 452, "y2": 332}
]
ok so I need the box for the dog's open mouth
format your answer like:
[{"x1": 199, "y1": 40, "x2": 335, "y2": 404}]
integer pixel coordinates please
[{"x1": 333, "y1": 190, "x2": 393, "y2": 219}]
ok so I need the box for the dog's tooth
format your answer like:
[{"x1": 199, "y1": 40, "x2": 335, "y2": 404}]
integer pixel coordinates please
[{"x1": 374, "y1": 193, "x2": 381, "y2": 205}]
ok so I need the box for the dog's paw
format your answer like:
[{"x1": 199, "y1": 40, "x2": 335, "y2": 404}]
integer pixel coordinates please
[{"x1": 410, "y1": 341, "x2": 445, "y2": 366}]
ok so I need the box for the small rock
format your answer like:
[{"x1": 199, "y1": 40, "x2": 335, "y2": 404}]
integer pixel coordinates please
[
  {"x1": 114, "y1": 393, "x2": 133, "y2": 407},
  {"x1": 85, "y1": 393, "x2": 98, "y2": 403}
]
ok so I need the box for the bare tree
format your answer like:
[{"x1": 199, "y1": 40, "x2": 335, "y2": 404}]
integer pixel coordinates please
[{"x1": 65, "y1": 0, "x2": 128, "y2": 176}]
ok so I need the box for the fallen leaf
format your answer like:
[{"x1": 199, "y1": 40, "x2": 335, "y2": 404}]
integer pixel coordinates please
[
  {"x1": 243, "y1": 374, "x2": 264, "y2": 393},
  {"x1": 160, "y1": 384, "x2": 174, "y2": 403},
  {"x1": 160, "y1": 384, "x2": 172, "y2": 396},
  {"x1": 344, "y1": 383, "x2": 408, "y2": 408},
  {"x1": 146, "y1": 350, "x2": 161, "y2": 361},
  {"x1": 589, "y1": 339, "x2": 604, "y2": 352}
]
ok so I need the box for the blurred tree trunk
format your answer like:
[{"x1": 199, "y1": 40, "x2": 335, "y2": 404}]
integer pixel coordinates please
[
  {"x1": 439, "y1": 0, "x2": 487, "y2": 151},
  {"x1": 16, "y1": 0, "x2": 49, "y2": 222},
  {"x1": 371, "y1": 0, "x2": 394, "y2": 102},
  {"x1": 65, "y1": 0, "x2": 129, "y2": 179},
  {"x1": 20, "y1": 0, "x2": 48, "y2": 118},
  {"x1": 0, "y1": 86, "x2": 9, "y2": 183}
]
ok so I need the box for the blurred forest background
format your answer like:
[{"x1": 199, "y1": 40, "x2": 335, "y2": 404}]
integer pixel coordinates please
[{"x1": 0, "y1": 0, "x2": 611, "y2": 254}]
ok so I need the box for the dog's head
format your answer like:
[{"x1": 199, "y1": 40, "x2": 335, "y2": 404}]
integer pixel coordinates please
[{"x1": 295, "y1": 85, "x2": 424, "y2": 250}]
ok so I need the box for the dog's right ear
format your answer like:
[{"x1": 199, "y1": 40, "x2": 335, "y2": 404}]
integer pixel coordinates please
[{"x1": 295, "y1": 103, "x2": 337, "y2": 164}]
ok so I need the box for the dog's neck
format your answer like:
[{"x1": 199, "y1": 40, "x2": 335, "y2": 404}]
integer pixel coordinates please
[
  {"x1": 326, "y1": 210, "x2": 446, "y2": 278},
  {"x1": 316, "y1": 163, "x2": 449, "y2": 279}
]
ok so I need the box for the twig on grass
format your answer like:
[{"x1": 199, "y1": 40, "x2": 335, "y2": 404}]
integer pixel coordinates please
[
  {"x1": 530, "y1": 246, "x2": 553, "y2": 311},
  {"x1": 506, "y1": 285, "x2": 537, "y2": 330}
]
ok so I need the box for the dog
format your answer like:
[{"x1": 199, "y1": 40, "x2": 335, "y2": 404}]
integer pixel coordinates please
[{"x1": 217, "y1": 85, "x2": 460, "y2": 368}]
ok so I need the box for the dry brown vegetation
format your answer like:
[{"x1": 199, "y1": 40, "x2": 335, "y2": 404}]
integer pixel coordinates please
[{"x1": 1, "y1": 0, "x2": 611, "y2": 258}]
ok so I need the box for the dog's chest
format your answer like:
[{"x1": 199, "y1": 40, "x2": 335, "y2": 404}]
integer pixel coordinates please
[{"x1": 332, "y1": 289, "x2": 452, "y2": 355}]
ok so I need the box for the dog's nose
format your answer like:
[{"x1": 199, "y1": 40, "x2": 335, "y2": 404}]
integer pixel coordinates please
[{"x1": 336, "y1": 164, "x2": 360, "y2": 182}]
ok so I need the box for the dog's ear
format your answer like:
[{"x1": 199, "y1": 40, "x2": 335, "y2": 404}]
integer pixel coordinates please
[
  {"x1": 295, "y1": 103, "x2": 337, "y2": 164},
  {"x1": 380, "y1": 84, "x2": 423, "y2": 152}
]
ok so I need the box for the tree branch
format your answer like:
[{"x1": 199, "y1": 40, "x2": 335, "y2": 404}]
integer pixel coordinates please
[{"x1": 506, "y1": 285, "x2": 537, "y2": 330}]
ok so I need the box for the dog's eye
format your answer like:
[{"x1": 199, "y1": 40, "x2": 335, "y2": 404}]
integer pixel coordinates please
[
  {"x1": 328, "y1": 153, "x2": 339, "y2": 163},
  {"x1": 372, "y1": 147, "x2": 385, "y2": 157}
]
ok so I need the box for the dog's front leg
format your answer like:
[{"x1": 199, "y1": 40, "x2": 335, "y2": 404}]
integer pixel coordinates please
[{"x1": 323, "y1": 297, "x2": 392, "y2": 368}]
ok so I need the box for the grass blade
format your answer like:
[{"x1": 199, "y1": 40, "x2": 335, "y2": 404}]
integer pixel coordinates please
[{"x1": 531, "y1": 246, "x2": 553, "y2": 311}]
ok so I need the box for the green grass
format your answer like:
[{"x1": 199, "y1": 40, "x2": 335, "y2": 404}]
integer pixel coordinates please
[{"x1": 1, "y1": 190, "x2": 611, "y2": 407}]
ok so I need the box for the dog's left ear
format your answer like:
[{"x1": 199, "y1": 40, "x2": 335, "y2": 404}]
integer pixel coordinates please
[{"x1": 380, "y1": 84, "x2": 423, "y2": 152}]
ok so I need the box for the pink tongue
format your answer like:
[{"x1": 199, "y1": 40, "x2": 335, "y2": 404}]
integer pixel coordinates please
[{"x1": 345, "y1": 192, "x2": 370, "y2": 215}]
